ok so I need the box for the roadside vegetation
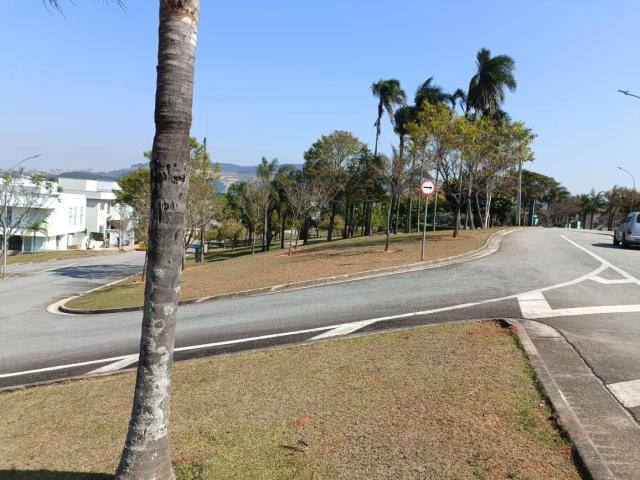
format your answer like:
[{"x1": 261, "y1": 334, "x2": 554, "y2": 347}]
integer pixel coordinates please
[
  {"x1": 0, "y1": 322, "x2": 581, "y2": 480},
  {"x1": 66, "y1": 228, "x2": 504, "y2": 311}
]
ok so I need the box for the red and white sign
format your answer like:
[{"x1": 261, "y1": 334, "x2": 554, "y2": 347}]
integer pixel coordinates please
[{"x1": 419, "y1": 179, "x2": 436, "y2": 196}]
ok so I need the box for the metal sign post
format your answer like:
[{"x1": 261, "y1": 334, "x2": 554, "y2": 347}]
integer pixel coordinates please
[{"x1": 419, "y1": 179, "x2": 436, "y2": 261}]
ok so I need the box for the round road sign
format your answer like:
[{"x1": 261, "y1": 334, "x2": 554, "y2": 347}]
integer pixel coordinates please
[{"x1": 419, "y1": 179, "x2": 436, "y2": 196}]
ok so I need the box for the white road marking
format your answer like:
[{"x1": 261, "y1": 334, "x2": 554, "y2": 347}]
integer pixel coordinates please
[
  {"x1": 516, "y1": 235, "x2": 640, "y2": 319},
  {"x1": 608, "y1": 379, "x2": 640, "y2": 409},
  {"x1": 0, "y1": 324, "x2": 338, "y2": 379},
  {"x1": 517, "y1": 291, "x2": 553, "y2": 318},
  {"x1": 590, "y1": 276, "x2": 635, "y2": 285},
  {"x1": 87, "y1": 355, "x2": 139, "y2": 374},
  {"x1": 521, "y1": 304, "x2": 640, "y2": 319},
  {"x1": 310, "y1": 319, "x2": 379, "y2": 340},
  {"x1": 561, "y1": 235, "x2": 640, "y2": 286},
  {"x1": 5, "y1": 231, "x2": 638, "y2": 381}
]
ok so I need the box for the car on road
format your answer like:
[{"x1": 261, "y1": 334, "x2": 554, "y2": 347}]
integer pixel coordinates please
[{"x1": 613, "y1": 211, "x2": 640, "y2": 247}]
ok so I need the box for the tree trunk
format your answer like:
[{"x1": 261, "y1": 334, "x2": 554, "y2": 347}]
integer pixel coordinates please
[
  {"x1": 384, "y1": 198, "x2": 392, "y2": 251},
  {"x1": 327, "y1": 201, "x2": 336, "y2": 241},
  {"x1": 474, "y1": 191, "x2": 484, "y2": 229},
  {"x1": 453, "y1": 157, "x2": 465, "y2": 238},
  {"x1": 261, "y1": 205, "x2": 268, "y2": 252},
  {"x1": 200, "y1": 225, "x2": 205, "y2": 264},
  {"x1": 374, "y1": 102, "x2": 382, "y2": 157},
  {"x1": 394, "y1": 193, "x2": 400, "y2": 234},
  {"x1": 280, "y1": 213, "x2": 286, "y2": 249},
  {"x1": 288, "y1": 215, "x2": 297, "y2": 256},
  {"x1": 343, "y1": 200, "x2": 350, "y2": 239},
  {"x1": 116, "y1": 2, "x2": 200, "y2": 479}
]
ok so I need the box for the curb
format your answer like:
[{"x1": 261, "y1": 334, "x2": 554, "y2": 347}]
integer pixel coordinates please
[
  {"x1": 505, "y1": 318, "x2": 640, "y2": 480},
  {"x1": 57, "y1": 228, "x2": 520, "y2": 315}
]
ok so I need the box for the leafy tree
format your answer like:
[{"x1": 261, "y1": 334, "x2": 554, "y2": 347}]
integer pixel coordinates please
[
  {"x1": 1, "y1": 172, "x2": 57, "y2": 277},
  {"x1": 303, "y1": 131, "x2": 364, "y2": 240},
  {"x1": 371, "y1": 79, "x2": 406, "y2": 156},
  {"x1": 115, "y1": 167, "x2": 151, "y2": 242},
  {"x1": 185, "y1": 138, "x2": 222, "y2": 259}
]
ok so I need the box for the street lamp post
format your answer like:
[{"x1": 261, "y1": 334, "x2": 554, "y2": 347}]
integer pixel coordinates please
[
  {"x1": 1, "y1": 154, "x2": 42, "y2": 278},
  {"x1": 618, "y1": 89, "x2": 640, "y2": 100},
  {"x1": 617, "y1": 166, "x2": 636, "y2": 213}
]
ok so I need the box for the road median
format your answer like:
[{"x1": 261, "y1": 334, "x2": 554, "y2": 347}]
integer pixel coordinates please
[{"x1": 58, "y1": 228, "x2": 519, "y2": 315}]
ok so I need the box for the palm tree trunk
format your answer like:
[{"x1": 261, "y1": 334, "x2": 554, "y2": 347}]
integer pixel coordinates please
[
  {"x1": 374, "y1": 102, "x2": 383, "y2": 157},
  {"x1": 261, "y1": 205, "x2": 268, "y2": 252},
  {"x1": 116, "y1": 2, "x2": 200, "y2": 479},
  {"x1": 280, "y1": 213, "x2": 286, "y2": 249}
]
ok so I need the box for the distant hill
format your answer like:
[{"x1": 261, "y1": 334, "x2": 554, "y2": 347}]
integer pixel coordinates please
[{"x1": 52, "y1": 162, "x2": 302, "y2": 192}]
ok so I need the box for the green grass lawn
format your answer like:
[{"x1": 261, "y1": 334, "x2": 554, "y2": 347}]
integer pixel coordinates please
[
  {"x1": 0, "y1": 321, "x2": 580, "y2": 480},
  {"x1": 6, "y1": 249, "x2": 129, "y2": 266},
  {"x1": 67, "y1": 228, "x2": 506, "y2": 311}
]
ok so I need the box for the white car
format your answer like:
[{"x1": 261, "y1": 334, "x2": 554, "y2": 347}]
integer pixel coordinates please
[{"x1": 613, "y1": 211, "x2": 640, "y2": 247}]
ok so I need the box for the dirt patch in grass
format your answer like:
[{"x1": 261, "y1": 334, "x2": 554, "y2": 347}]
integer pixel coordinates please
[
  {"x1": 67, "y1": 229, "x2": 504, "y2": 310},
  {"x1": 0, "y1": 321, "x2": 580, "y2": 479}
]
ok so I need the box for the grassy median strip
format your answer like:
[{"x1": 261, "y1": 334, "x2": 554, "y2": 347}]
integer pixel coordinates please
[
  {"x1": 0, "y1": 321, "x2": 580, "y2": 480},
  {"x1": 66, "y1": 228, "x2": 502, "y2": 311},
  {"x1": 6, "y1": 249, "x2": 127, "y2": 266}
]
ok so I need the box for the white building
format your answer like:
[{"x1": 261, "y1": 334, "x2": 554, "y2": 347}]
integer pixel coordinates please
[
  {"x1": 1, "y1": 176, "x2": 134, "y2": 254},
  {"x1": 1, "y1": 178, "x2": 88, "y2": 252},
  {"x1": 57, "y1": 177, "x2": 135, "y2": 248}
]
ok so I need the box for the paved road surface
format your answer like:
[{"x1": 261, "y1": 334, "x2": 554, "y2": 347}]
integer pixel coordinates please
[{"x1": 1, "y1": 229, "x2": 639, "y2": 422}]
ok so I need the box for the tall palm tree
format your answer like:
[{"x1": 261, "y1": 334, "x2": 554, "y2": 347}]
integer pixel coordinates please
[
  {"x1": 371, "y1": 79, "x2": 406, "y2": 157},
  {"x1": 114, "y1": 2, "x2": 201, "y2": 479},
  {"x1": 394, "y1": 106, "x2": 416, "y2": 233},
  {"x1": 45, "y1": 3, "x2": 199, "y2": 477},
  {"x1": 256, "y1": 157, "x2": 278, "y2": 251},
  {"x1": 414, "y1": 77, "x2": 449, "y2": 109},
  {"x1": 467, "y1": 48, "x2": 517, "y2": 117}
]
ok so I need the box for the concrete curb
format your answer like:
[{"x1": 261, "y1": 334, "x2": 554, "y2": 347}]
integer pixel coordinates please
[
  {"x1": 57, "y1": 228, "x2": 520, "y2": 315},
  {"x1": 506, "y1": 318, "x2": 640, "y2": 480}
]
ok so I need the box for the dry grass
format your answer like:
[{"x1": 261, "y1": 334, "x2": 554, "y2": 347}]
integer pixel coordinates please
[
  {"x1": 67, "y1": 229, "x2": 502, "y2": 310},
  {"x1": 7, "y1": 249, "x2": 126, "y2": 266},
  {"x1": 0, "y1": 321, "x2": 580, "y2": 480}
]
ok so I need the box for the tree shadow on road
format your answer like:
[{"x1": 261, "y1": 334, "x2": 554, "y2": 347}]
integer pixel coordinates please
[
  {"x1": 50, "y1": 264, "x2": 140, "y2": 280},
  {"x1": 0, "y1": 471, "x2": 112, "y2": 480}
]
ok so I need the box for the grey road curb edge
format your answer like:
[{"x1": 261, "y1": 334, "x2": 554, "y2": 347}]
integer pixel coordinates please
[
  {"x1": 505, "y1": 319, "x2": 617, "y2": 480},
  {"x1": 57, "y1": 228, "x2": 521, "y2": 315}
]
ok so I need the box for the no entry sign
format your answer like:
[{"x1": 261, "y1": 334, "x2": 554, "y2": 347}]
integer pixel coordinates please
[{"x1": 420, "y1": 179, "x2": 436, "y2": 196}]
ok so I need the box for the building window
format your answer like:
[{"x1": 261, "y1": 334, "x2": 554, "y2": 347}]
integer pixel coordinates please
[
  {"x1": 79, "y1": 207, "x2": 84, "y2": 225},
  {"x1": 69, "y1": 207, "x2": 73, "y2": 226}
]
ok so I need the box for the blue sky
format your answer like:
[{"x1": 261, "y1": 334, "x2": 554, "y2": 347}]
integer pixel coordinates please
[{"x1": 1, "y1": 0, "x2": 639, "y2": 194}]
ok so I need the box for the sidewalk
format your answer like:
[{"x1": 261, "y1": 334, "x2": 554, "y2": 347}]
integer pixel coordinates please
[{"x1": 512, "y1": 319, "x2": 640, "y2": 480}]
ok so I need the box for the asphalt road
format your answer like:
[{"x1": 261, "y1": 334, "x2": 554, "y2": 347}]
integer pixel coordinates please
[{"x1": 2, "y1": 229, "x2": 639, "y2": 421}]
